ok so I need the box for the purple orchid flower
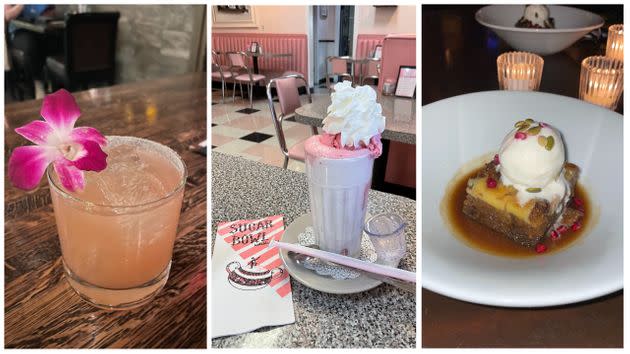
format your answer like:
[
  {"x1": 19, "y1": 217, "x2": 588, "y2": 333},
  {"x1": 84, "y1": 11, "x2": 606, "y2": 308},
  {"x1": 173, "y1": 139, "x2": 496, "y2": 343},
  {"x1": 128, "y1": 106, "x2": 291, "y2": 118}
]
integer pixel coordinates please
[{"x1": 8, "y1": 89, "x2": 108, "y2": 192}]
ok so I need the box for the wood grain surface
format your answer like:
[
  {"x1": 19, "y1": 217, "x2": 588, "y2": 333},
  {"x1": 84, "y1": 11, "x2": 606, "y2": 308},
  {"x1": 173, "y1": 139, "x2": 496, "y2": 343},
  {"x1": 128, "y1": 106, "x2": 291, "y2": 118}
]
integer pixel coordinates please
[{"x1": 4, "y1": 73, "x2": 207, "y2": 348}]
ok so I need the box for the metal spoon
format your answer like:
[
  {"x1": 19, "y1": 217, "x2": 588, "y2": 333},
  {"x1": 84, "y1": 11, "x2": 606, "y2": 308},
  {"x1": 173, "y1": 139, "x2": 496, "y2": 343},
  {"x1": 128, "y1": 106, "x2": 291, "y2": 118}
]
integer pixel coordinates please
[{"x1": 288, "y1": 244, "x2": 416, "y2": 293}]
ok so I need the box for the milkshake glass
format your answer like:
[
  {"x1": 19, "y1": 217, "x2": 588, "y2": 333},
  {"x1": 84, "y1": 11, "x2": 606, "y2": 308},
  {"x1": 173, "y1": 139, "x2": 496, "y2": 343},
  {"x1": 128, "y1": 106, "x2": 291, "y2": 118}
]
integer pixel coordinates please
[{"x1": 304, "y1": 135, "x2": 375, "y2": 257}]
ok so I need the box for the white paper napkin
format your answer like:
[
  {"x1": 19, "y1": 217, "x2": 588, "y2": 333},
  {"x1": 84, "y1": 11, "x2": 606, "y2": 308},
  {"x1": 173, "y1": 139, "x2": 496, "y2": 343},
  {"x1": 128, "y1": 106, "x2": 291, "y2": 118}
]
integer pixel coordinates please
[{"x1": 211, "y1": 215, "x2": 295, "y2": 338}]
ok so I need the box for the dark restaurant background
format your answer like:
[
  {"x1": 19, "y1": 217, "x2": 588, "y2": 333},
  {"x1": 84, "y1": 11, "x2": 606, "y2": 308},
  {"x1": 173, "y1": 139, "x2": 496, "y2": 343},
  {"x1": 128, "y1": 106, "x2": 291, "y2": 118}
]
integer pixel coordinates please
[
  {"x1": 5, "y1": 4, "x2": 206, "y2": 102},
  {"x1": 422, "y1": 4, "x2": 623, "y2": 113}
]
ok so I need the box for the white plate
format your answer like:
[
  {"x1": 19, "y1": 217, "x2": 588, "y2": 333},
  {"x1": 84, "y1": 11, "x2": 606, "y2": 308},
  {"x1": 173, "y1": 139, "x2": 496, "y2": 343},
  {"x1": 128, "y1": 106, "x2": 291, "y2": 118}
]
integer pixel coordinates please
[
  {"x1": 279, "y1": 213, "x2": 382, "y2": 294},
  {"x1": 422, "y1": 91, "x2": 622, "y2": 307},
  {"x1": 476, "y1": 5, "x2": 604, "y2": 55}
]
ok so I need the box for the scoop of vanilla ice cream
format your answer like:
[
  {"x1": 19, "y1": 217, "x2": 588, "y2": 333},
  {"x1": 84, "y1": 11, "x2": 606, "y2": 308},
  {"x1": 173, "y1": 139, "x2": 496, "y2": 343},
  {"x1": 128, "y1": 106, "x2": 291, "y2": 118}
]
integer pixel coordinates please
[
  {"x1": 498, "y1": 121, "x2": 565, "y2": 189},
  {"x1": 522, "y1": 5, "x2": 550, "y2": 27}
]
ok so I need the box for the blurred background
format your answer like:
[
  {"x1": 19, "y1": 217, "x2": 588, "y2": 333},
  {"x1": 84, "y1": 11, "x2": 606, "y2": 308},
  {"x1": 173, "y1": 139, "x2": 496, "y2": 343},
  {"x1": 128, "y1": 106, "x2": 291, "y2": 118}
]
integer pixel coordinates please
[{"x1": 5, "y1": 4, "x2": 206, "y2": 102}]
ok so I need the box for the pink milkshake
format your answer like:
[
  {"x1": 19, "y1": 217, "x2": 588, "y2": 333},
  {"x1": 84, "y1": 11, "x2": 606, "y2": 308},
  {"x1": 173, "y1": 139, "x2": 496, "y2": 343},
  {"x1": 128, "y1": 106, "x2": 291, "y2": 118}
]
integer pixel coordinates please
[{"x1": 305, "y1": 81, "x2": 385, "y2": 257}]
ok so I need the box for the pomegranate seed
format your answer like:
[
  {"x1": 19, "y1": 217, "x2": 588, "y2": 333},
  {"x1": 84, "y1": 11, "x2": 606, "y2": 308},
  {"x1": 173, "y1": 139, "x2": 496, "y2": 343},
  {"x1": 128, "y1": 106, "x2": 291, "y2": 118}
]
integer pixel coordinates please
[
  {"x1": 514, "y1": 132, "x2": 527, "y2": 140},
  {"x1": 557, "y1": 225, "x2": 568, "y2": 234},
  {"x1": 574, "y1": 197, "x2": 584, "y2": 207},
  {"x1": 571, "y1": 221, "x2": 582, "y2": 232},
  {"x1": 550, "y1": 230, "x2": 560, "y2": 240},
  {"x1": 535, "y1": 243, "x2": 547, "y2": 253},
  {"x1": 493, "y1": 154, "x2": 500, "y2": 165},
  {"x1": 486, "y1": 177, "x2": 497, "y2": 188}
]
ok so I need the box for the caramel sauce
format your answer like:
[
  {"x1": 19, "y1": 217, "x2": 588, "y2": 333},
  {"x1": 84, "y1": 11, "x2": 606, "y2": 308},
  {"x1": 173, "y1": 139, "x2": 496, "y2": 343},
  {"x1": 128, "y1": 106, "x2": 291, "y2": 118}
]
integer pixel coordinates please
[{"x1": 444, "y1": 168, "x2": 591, "y2": 258}]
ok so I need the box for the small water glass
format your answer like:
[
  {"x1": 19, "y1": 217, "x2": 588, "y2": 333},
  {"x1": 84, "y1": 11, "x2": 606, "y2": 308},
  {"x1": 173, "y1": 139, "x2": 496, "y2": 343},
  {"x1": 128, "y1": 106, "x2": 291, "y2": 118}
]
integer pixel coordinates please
[{"x1": 364, "y1": 213, "x2": 407, "y2": 267}]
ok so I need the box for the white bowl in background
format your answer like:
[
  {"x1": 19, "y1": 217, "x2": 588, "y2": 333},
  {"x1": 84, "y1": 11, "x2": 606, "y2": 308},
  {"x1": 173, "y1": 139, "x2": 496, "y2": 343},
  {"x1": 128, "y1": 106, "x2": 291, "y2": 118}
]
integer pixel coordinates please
[
  {"x1": 422, "y1": 91, "x2": 622, "y2": 307},
  {"x1": 476, "y1": 5, "x2": 604, "y2": 55}
]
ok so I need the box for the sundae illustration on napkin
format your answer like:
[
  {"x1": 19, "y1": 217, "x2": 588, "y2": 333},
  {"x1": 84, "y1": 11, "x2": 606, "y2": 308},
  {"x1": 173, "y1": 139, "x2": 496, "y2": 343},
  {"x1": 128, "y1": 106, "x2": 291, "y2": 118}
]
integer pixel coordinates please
[{"x1": 212, "y1": 215, "x2": 295, "y2": 338}]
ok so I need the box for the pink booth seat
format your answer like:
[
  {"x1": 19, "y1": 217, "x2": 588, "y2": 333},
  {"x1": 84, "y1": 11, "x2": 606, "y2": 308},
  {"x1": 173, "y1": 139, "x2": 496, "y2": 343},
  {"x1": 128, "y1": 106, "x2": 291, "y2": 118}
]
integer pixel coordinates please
[
  {"x1": 377, "y1": 34, "x2": 416, "y2": 93},
  {"x1": 354, "y1": 34, "x2": 385, "y2": 80},
  {"x1": 379, "y1": 34, "x2": 416, "y2": 189},
  {"x1": 212, "y1": 33, "x2": 308, "y2": 83}
]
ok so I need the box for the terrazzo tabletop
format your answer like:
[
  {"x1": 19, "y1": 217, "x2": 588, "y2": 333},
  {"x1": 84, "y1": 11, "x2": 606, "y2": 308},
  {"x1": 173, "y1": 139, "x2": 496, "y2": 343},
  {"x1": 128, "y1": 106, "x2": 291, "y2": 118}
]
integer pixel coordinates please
[
  {"x1": 211, "y1": 152, "x2": 416, "y2": 348},
  {"x1": 295, "y1": 94, "x2": 416, "y2": 145}
]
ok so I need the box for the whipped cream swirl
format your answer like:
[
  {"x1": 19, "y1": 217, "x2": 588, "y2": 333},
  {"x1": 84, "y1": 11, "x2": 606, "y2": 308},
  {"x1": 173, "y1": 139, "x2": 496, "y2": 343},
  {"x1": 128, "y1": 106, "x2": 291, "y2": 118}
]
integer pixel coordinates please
[{"x1": 322, "y1": 81, "x2": 385, "y2": 148}]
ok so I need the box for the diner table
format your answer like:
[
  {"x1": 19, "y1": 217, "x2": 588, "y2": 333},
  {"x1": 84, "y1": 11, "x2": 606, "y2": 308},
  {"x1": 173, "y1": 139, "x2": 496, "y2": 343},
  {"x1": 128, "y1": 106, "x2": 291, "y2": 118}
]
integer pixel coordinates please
[
  {"x1": 214, "y1": 50, "x2": 292, "y2": 75},
  {"x1": 422, "y1": 5, "x2": 623, "y2": 348},
  {"x1": 245, "y1": 51, "x2": 292, "y2": 74},
  {"x1": 4, "y1": 73, "x2": 207, "y2": 348},
  {"x1": 211, "y1": 152, "x2": 416, "y2": 348}
]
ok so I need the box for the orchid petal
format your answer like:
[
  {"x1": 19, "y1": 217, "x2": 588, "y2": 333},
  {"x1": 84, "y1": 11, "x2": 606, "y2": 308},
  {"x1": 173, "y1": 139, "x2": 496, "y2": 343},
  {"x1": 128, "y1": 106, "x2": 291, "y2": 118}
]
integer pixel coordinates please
[
  {"x1": 41, "y1": 89, "x2": 81, "y2": 133},
  {"x1": 72, "y1": 140, "x2": 108, "y2": 172},
  {"x1": 70, "y1": 127, "x2": 107, "y2": 147},
  {"x1": 14, "y1": 120, "x2": 55, "y2": 145},
  {"x1": 53, "y1": 159, "x2": 85, "y2": 192},
  {"x1": 8, "y1": 146, "x2": 56, "y2": 190}
]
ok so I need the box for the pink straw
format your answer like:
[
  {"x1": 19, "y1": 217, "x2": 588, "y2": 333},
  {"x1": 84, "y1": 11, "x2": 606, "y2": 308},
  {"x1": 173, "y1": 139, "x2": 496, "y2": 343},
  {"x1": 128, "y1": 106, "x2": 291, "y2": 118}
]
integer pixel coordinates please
[{"x1": 270, "y1": 240, "x2": 416, "y2": 283}]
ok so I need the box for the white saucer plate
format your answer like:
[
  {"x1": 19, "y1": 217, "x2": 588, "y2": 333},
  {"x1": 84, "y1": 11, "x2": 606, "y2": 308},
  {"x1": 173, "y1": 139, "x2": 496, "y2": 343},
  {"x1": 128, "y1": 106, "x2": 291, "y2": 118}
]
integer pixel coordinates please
[{"x1": 279, "y1": 213, "x2": 382, "y2": 294}]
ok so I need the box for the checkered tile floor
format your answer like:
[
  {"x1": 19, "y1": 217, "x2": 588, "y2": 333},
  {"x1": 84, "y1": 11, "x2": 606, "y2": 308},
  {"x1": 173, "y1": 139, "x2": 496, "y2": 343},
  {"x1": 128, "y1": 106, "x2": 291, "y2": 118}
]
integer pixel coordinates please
[{"x1": 210, "y1": 87, "x2": 326, "y2": 172}]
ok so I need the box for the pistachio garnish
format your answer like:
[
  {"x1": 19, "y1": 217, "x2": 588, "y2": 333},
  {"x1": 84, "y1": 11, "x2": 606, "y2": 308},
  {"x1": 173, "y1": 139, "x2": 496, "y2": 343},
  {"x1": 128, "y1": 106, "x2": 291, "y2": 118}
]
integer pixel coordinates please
[
  {"x1": 545, "y1": 136, "x2": 555, "y2": 150},
  {"x1": 527, "y1": 126, "x2": 541, "y2": 135},
  {"x1": 526, "y1": 187, "x2": 542, "y2": 193},
  {"x1": 514, "y1": 120, "x2": 530, "y2": 130},
  {"x1": 537, "y1": 135, "x2": 547, "y2": 147},
  {"x1": 525, "y1": 118, "x2": 534, "y2": 124}
]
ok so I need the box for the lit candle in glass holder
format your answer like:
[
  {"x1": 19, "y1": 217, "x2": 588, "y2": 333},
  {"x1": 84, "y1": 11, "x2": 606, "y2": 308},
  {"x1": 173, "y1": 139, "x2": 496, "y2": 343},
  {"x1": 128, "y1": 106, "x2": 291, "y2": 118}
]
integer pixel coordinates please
[
  {"x1": 606, "y1": 24, "x2": 623, "y2": 61},
  {"x1": 579, "y1": 56, "x2": 623, "y2": 110},
  {"x1": 497, "y1": 52, "x2": 544, "y2": 91}
]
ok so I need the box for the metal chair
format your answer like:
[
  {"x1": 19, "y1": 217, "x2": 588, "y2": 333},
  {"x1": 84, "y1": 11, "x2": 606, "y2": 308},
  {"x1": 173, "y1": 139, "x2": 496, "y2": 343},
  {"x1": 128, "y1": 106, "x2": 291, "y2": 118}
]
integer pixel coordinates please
[
  {"x1": 211, "y1": 50, "x2": 232, "y2": 103},
  {"x1": 228, "y1": 51, "x2": 266, "y2": 109},
  {"x1": 361, "y1": 58, "x2": 381, "y2": 85},
  {"x1": 325, "y1": 56, "x2": 353, "y2": 91},
  {"x1": 266, "y1": 73, "x2": 314, "y2": 169}
]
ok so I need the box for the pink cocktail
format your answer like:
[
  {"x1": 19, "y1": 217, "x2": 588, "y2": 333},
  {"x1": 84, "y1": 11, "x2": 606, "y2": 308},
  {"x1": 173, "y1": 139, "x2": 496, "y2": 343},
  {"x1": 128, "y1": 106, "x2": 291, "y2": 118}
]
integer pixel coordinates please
[{"x1": 48, "y1": 136, "x2": 186, "y2": 310}]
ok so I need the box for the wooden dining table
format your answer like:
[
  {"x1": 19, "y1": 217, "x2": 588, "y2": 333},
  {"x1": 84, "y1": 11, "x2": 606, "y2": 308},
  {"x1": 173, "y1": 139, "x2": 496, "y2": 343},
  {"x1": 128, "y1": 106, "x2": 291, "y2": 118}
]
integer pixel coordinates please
[
  {"x1": 422, "y1": 5, "x2": 623, "y2": 348},
  {"x1": 4, "y1": 73, "x2": 207, "y2": 348}
]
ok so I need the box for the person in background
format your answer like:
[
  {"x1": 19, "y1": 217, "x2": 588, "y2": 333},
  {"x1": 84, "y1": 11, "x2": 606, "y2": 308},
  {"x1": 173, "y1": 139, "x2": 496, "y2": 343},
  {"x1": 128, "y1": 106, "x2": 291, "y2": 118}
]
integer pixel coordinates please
[{"x1": 5, "y1": 4, "x2": 55, "y2": 99}]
